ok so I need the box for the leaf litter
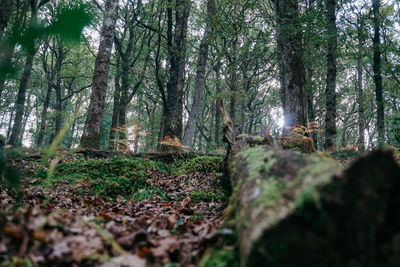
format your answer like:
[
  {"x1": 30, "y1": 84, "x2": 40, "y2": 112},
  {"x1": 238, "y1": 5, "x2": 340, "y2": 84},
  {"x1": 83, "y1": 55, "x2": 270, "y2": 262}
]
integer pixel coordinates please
[{"x1": 0, "y1": 152, "x2": 229, "y2": 266}]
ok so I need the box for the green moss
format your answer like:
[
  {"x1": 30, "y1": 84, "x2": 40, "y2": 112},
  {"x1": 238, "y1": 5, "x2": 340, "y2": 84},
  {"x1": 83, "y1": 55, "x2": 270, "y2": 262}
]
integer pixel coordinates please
[
  {"x1": 189, "y1": 190, "x2": 225, "y2": 203},
  {"x1": 234, "y1": 146, "x2": 275, "y2": 181},
  {"x1": 253, "y1": 178, "x2": 285, "y2": 208},
  {"x1": 37, "y1": 158, "x2": 168, "y2": 200},
  {"x1": 175, "y1": 156, "x2": 222, "y2": 174}
]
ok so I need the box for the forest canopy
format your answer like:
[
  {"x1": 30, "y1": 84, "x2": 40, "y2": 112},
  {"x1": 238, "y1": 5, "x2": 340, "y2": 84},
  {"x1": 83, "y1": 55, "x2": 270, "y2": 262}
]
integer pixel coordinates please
[{"x1": 0, "y1": 0, "x2": 399, "y2": 151}]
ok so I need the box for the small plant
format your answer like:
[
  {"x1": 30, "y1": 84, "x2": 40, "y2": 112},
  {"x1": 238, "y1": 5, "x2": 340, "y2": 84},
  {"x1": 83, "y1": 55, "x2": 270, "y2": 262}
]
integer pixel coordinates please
[
  {"x1": 111, "y1": 121, "x2": 149, "y2": 153},
  {"x1": 281, "y1": 122, "x2": 321, "y2": 154},
  {"x1": 158, "y1": 136, "x2": 187, "y2": 150}
]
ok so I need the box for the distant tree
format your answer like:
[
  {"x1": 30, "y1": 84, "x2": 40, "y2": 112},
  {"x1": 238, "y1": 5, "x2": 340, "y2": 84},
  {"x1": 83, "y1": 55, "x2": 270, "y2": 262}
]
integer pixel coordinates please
[
  {"x1": 372, "y1": 0, "x2": 385, "y2": 146},
  {"x1": 183, "y1": 0, "x2": 215, "y2": 147},
  {"x1": 275, "y1": 0, "x2": 307, "y2": 131},
  {"x1": 324, "y1": 0, "x2": 337, "y2": 150}
]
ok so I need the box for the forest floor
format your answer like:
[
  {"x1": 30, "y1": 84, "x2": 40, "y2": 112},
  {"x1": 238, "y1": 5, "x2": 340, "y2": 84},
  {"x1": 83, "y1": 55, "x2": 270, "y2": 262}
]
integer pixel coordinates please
[
  {"x1": 1, "y1": 146, "x2": 399, "y2": 267},
  {"x1": 0, "y1": 149, "x2": 232, "y2": 267}
]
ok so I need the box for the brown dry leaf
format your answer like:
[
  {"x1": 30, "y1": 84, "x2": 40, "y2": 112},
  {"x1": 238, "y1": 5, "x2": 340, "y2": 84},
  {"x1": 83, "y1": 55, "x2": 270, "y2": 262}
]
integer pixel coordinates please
[
  {"x1": 150, "y1": 237, "x2": 180, "y2": 263},
  {"x1": 3, "y1": 223, "x2": 24, "y2": 241},
  {"x1": 181, "y1": 196, "x2": 191, "y2": 207},
  {"x1": 167, "y1": 214, "x2": 177, "y2": 229},
  {"x1": 32, "y1": 230, "x2": 46, "y2": 243},
  {"x1": 136, "y1": 244, "x2": 150, "y2": 258},
  {"x1": 100, "y1": 254, "x2": 146, "y2": 267}
]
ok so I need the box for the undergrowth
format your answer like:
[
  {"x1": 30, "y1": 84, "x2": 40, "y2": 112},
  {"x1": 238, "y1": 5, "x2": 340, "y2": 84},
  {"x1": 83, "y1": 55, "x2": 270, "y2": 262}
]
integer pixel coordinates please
[{"x1": 33, "y1": 155, "x2": 224, "y2": 201}]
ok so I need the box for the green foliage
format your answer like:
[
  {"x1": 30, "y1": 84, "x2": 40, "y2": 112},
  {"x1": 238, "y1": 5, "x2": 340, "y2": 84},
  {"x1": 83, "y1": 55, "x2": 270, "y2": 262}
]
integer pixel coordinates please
[
  {"x1": 1, "y1": 257, "x2": 32, "y2": 267},
  {"x1": 200, "y1": 246, "x2": 238, "y2": 267},
  {"x1": 329, "y1": 147, "x2": 360, "y2": 161},
  {"x1": 1, "y1": 4, "x2": 91, "y2": 79}
]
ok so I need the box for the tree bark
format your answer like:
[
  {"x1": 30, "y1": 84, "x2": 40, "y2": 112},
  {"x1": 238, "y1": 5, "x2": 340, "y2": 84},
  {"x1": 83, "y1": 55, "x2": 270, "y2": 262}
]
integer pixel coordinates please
[
  {"x1": 306, "y1": 67, "x2": 318, "y2": 149},
  {"x1": 373, "y1": 0, "x2": 385, "y2": 146},
  {"x1": 324, "y1": 0, "x2": 337, "y2": 150},
  {"x1": 214, "y1": 62, "x2": 221, "y2": 146},
  {"x1": 225, "y1": 134, "x2": 400, "y2": 267},
  {"x1": 183, "y1": 0, "x2": 214, "y2": 147},
  {"x1": 357, "y1": 21, "x2": 365, "y2": 151},
  {"x1": 0, "y1": 0, "x2": 14, "y2": 41},
  {"x1": 8, "y1": 51, "x2": 35, "y2": 146},
  {"x1": 80, "y1": 0, "x2": 119, "y2": 149},
  {"x1": 161, "y1": 0, "x2": 191, "y2": 147},
  {"x1": 108, "y1": 56, "x2": 121, "y2": 150},
  {"x1": 54, "y1": 44, "x2": 64, "y2": 137},
  {"x1": 275, "y1": 0, "x2": 307, "y2": 131},
  {"x1": 36, "y1": 80, "x2": 52, "y2": 147}
]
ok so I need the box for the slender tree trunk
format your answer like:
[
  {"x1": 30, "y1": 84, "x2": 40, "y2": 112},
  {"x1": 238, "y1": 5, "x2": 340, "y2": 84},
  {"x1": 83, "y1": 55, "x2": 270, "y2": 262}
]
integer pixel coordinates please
[
  {"x1": 0, "y1": 0, "x2": 14, "y2": 41},
  {"x1": 80, "y1": 0, "x2": 119, "y2": 149},
  {"x1": 36, "y1": 82, "x2": 52, "y2": 146},
  {"x1": 373, "y1": 0, "x2": 384, "y2": 146},
  {"x1": 229, "y1": 38, "x2": 238, "y2": 125},
  {"x1": 324, "y1": 0, "x2": 337, "y2": 150},
  {"x1": 8, "y1": 52, "x2": 35, "y2": 146},
  {"x1": 214, "y1": 63, "x2": 221, "y2": 146},
  {"x1": 183, "y1": 0, "x2": 214, "y2": 147},
  {"x1": 275, "y1": 0, "x2": 307, "y2": 131},
  {"x1": 18, "y1": 99, "x2": 32, "y2": 146},
  {"x1": 54, "y1": 44, "x2": 64, "y2": 137},
  {"x1": 357, "y1": 21, "x2": 365, "y2": 151},
  {"x1": 162, "y1": 0, "x2": 191, "y2": 145},
  {"x1": 108, "y1": 57, "x2": 121, "y2": 150},
  {"x1": 6, "y1": 110, "x2": 13, "y2": 139},
  {"x1": 306, "y1": 67, "x2": 318, "y2": 149},
  {"x1": 116, "y1": 56, "x2": 130, "y2": 148}
]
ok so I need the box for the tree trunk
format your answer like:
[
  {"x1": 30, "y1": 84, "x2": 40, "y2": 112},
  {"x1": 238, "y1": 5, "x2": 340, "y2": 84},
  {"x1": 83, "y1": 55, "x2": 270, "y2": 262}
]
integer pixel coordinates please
[
  {"x1": 36, "y1": 81, "x2": 52, "y2": 147},
  {"x1": 324, "y1": 0, "x2": 337, "y2": 150},
  {"x1": 216, "y1": 102, "x2": 400, "y2": 266},
  {"x1": 214, "y1": 63, "x2": 221, "y2": 146},
  {"x1": 227, "y1": 135, "x2": 400, "y2": 266},
  {"x1": 229, "y1": 37, "x2": 238, "y2": 126},
  {"x1": 357, "y1": 23, "x2": 365, "y2": 150},
  {"x1": 275, "y1": 0, "x2": 307, "y2": 131},
  {"x1": 373, "y1": 0, "x2": 385, "y2": 146},
  {"x1": 8, "y1": 52, "x2": 35, "y2": 146},
  {"x1": 80, "y1": 0, "x2": 119, "y2": 149},
  {"x1": 54, "y1": 43, "x2": 64, "y2": 137},
  {"x1": 306, "y1": 67, "x2": 317, "y2": 149},
  {"x1": 224, "y1": 134, "x2": 400, "y2": 267},
  {"x1": 0, "y1": 0, "x2": 14, "y2": 41},
  {"x1": 161, "y1": 0, "x2": 191, "y2": 146},
  {"x1": 183, "y1": 0, "x2": 214, "y2": 147},
  {"x1": 108, "y1": 57, "x2": 121, "y2": 150}
]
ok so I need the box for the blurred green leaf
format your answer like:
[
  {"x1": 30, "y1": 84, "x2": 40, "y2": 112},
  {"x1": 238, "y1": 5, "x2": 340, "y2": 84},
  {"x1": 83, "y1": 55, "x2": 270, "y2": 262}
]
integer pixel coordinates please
[{"x1": 46, "y1": 5, "x2": 92, "y2": 42}]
